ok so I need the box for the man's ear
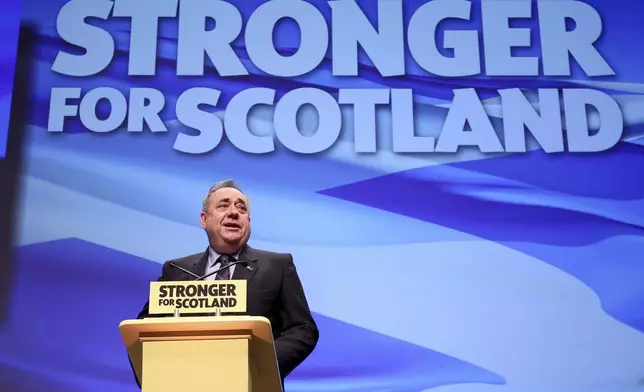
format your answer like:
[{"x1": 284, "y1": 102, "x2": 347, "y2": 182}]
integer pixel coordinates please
[{"x1": 200, "y1": 211, "x2": 207, "y2": 229}]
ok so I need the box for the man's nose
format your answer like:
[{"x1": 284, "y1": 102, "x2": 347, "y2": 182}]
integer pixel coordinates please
[{"x1": 226, "y1": 208, "x2": 239, "y2": 218}]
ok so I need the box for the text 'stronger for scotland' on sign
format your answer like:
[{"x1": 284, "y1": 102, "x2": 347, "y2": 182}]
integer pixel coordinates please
[{"x1": 148, "y1": 280, "x2": 247, "y2": 314}]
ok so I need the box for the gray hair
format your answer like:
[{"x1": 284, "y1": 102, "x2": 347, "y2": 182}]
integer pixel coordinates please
[{"x1": 202, "y1": 179, "x2": 249, "y2": 212}]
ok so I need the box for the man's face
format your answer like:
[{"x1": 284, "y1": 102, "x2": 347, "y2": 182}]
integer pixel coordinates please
[{"x1": 200, "y1": 187, "x2": 251, "y2": 253}]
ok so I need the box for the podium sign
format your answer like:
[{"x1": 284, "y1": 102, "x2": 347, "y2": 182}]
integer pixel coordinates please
[{"x1": 148, "y1": 280, "x2": 247, "y2": 314}]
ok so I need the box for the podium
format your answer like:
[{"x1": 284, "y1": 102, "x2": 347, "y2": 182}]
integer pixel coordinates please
[{"x1": 119, "y1": 315, "x2": 283, "y2": 392}]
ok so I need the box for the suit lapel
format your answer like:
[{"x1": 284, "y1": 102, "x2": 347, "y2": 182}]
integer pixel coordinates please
[
  {"x1": 191, "y1": 248, "x2": 209, "y2": 278},
  {"x1": 232, "y1": 244, "x2": 259, "y2": 282}
]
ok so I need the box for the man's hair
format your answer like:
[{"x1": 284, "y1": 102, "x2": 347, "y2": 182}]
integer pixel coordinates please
[{"x1": 202, "y1": 179, "x2": 248, "y2": 212}]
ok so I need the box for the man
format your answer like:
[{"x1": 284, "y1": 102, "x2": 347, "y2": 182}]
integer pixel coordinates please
[{"x1": 134, "y1": 179, "x2": 319, "y2": 385}]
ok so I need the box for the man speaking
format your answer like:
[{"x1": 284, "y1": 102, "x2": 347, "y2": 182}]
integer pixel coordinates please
[{"x1": 135, "y1": 179, "x2": 319, "y2": 384}]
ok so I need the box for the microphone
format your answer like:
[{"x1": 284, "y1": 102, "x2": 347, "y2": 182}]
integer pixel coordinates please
[
  {"x1": 168, "y1": 262, "x2": 201, "y2": 279},
  {"x1": 168, "y1": 259, "x2": 254, "y2": 281},
  {"x1": 197, "y1": 259, "x2": 250, "y2": 281}
]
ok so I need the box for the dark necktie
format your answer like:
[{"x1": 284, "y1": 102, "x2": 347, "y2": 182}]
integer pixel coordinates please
[{"x1": 216, "y1": 254, "x2": 235, "y2": 280}]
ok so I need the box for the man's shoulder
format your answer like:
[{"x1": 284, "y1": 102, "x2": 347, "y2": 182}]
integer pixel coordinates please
[{"x1": 246, "y1": 245, "x2": 292, "y2": 264}]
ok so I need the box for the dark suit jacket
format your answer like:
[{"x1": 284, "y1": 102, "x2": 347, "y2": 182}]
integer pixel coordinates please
[{"x1": 134, "y1": 244, "x2": 319, "y2": 385}]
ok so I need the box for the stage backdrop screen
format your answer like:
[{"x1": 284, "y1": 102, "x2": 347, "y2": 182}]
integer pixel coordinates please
[
  {"x1": 0, "y1": 0, "x2": 22, "y2": 158},
  {"x1": 3, "y1": 0, "x2": 644, "y2": 391}
]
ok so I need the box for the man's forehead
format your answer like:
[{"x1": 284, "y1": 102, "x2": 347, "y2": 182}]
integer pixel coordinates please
[{"x1": 213, "y1": 187, "x2": 248, "y2": 202}]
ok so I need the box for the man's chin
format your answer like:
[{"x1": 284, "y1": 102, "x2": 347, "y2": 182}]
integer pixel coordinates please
[{"x1": 221, "y1": 235, "x2": 245, "y2": 246}]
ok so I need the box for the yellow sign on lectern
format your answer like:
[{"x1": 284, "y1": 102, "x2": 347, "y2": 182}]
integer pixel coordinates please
[{"x1": 148, "y1": 280, "x2": 247, "y2": 314}]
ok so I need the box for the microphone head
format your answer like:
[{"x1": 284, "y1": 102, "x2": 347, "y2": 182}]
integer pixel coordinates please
[
  {"x1": 239, "y1": 258, "x2": 256, "y2": 272},
  {"x1": 242, "y1": 259, "x2": 255, "y2": 271}
]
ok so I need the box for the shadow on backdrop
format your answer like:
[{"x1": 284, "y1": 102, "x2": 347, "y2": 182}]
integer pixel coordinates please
[{"x1": 0, "y1": 25, "x2": 35, "y2": 323}]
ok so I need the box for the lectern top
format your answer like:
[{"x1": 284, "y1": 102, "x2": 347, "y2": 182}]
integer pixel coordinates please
[{"x1": 119, "y1": 315, "x2": 272, "y2": 347}]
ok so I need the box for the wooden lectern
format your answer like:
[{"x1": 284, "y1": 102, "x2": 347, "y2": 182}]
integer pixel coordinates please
[{"x1": 119, "y1": 315, "x2": 283, "y2": 392}]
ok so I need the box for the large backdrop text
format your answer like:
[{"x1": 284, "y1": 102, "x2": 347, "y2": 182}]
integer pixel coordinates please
[{"x1": 47, "y1": 0, "x2": 622, "y2": 154}]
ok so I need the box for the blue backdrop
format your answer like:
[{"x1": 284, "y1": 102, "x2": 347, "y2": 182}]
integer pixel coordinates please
[{"x1": 2, "y1": 0, "x2": 644, "y2": 391}]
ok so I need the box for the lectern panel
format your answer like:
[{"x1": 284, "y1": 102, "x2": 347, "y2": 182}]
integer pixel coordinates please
[{"x1": 142, "y1": 338, "x2": 250, "y2": 392}]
